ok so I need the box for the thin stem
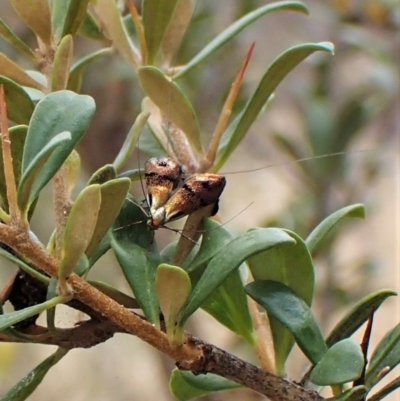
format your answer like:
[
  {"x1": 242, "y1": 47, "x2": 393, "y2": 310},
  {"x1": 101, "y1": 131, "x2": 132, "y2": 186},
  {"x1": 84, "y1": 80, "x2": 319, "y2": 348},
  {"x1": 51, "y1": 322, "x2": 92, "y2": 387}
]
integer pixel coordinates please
[
  {"x1": 126, "y1": 0, "x2": 147, "y2": 64},
  {"x1": 0, "y1": 85, "x2": 20, "y2": 225},
  {"x1": 200, "y1": 43, "x2": 255, "y2": 172}
]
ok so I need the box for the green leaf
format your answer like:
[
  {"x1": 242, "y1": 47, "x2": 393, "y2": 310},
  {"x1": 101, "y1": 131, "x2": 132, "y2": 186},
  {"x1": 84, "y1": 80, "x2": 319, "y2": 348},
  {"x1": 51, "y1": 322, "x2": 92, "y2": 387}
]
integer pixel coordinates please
[
  {"x1": 0, "y1": 348, "x2": 68, "y2": 401},
  {"x1": 0, "y1": 53, "x2": 45, "y2": 91},
  {"x1": 367, "y1": 378, "x2": 400, "y2": 401},
  {"x1": 59, "y1": 184, "x2": 101, "y2": 280},
  {"x1": 214, "y1": 42, "x2": 334, "y2": 171},
  {"x1": 0, "y1": 18, "x2": 36, "y2": 61},
  {"x1": 92, "y1": 0, "x2": 139, "y2": 67},
  {"x1": 175, "y1": 1, "x2": 309, "y2": 79},
  {"x1": 0, "y1": 296, "x2": 66, "y2": 330},
  {"x1": 326, "y1": 386, "x2": 368, "y2": 401},
  {"x1": 87, "y1": 164, "x2": 117, "y2": 185},
  {"x1": 113, "y1": 111, "x2": 150, "y2": 172},
  {"x1": 179, "y1": 228, "x2": 295, "y2": 324},
  {"x1": 306, "y1": 204, "x2": 365, "y2": 252},
  {"x1": 0, "y1": 125, "x2": 27, "y2": 212},
  {"x1": 51, "y1": 34, "x2": 73, "y2": 91},
  {"x1": 366, "y1": 323, "x2": 400, "y2": 388},
  {"x1": 111, "y1": 239, "x2": 160, "y2": 326},
  {"x1": 110, "y1": 198, "x2": 159, "y2": 325},
  {"x1": 156, "y1": 264, "x2": 191, "y2": 343},
  {"x1": 247, "y1": 229, "x2": 314, "y2": 372},
  {"x1": 51, "y1": 0, "x2": 90, "y2": 43},
  {"x1": 0, "y1": 76, "x2": 34, "y2": 124},
  {"x1": 9, "y1": 0, "x2": 52, "y2": 47},
  {"x1": 142, "y1": 0, "x2": 181, "y2": 64},
  {"x1": 246, "y1": 280, "x2": 327, "y2": 365},
  {"x1": 184, "y1": 218, "x2": 233, "y2": 273},
  {"x1": 17, "y1": 131, "x2": 72, "y2": 216},
  {"x1": 170, "y1": 369, "x2": 241, "y2": 401},
  {"x1": 76, "y1": 11, "x2": 108, "y2": 41},
  {"x1": 160, "y1": 0, "x2": 193, "y2": 65},
  {"x1": 138, "y1": 67, "x2": 202, "y2": 152},
  {"x1": 0, "y1": 244, "x2": 49, "y2": 284},
  {"x1": 68, "y1": 48, "x2": 112, "y2": 92},
  {"x1": 20, "y1": 90, "x2": 96, "y2": 208},
  {"x1": 310, "y1": 339, "x2": 364, "y2": 385},
  {"x1": 200, "y1": 268, "x2": 254, "y2": 345},
  {"x1": 326, "y1": 289, "x2": 397, "y2": 347},
  {"x1": 85, "y1": 178, "x2": 131, "y2": 257}
]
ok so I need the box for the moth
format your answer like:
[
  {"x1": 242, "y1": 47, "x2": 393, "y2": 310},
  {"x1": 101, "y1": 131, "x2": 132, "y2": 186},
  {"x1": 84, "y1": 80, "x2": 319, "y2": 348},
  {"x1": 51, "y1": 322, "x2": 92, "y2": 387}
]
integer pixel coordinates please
[{"x1": 143, "y1": 157, "x2": 226, "y2": 230}]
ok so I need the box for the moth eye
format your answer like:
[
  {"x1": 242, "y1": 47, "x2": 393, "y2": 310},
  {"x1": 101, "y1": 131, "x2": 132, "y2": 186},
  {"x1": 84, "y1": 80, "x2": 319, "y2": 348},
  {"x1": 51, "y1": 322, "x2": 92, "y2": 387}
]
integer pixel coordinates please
[{"x1": 148, "y1": 193, "x2": 153, "y2": 207}]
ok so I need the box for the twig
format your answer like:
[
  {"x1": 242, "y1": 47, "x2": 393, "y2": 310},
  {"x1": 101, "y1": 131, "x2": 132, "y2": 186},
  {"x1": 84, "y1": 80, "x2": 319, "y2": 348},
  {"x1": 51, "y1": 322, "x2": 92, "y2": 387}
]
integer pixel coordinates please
[{"x1": 0, "y1": 223, "x2": 324, "y2": 401}]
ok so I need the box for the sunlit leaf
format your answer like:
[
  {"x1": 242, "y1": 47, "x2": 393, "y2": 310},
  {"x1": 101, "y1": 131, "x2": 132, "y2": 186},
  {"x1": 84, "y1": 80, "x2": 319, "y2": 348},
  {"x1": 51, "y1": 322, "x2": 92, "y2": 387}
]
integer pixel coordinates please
[
  {"x1": 51, "y1": 35, "x2": 73, "y2": 91},
  {"x1": 175, "y1": 1, "x2": 309, "y2": 79},
  {"x1": 138, "y1": 66, "x2": 202, "y2": 152},
  {"x1": 142, "y1": 0, "x2": 181, "y2": 64}
]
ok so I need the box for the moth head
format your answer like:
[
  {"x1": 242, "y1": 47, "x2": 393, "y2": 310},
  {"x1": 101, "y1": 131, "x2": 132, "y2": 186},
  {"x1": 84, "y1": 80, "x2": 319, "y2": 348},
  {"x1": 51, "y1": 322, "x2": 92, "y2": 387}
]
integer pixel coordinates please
[{"x1": 144, "y1": 157, "x2": 183, "y2": 212}]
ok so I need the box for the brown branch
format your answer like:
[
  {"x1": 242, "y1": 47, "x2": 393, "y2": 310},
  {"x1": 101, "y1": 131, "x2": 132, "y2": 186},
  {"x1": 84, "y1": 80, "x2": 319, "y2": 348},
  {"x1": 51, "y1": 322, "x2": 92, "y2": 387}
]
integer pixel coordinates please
[{"x1": 0, "y1": 223, "x2": 324, "y2": 401}]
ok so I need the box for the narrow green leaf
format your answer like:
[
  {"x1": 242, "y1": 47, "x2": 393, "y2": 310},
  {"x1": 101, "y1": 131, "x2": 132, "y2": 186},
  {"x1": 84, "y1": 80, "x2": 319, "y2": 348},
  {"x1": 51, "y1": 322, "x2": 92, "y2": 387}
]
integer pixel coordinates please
[
  {"x1": 310, "y1": 339, "x2": 364, "y2": 385},
  {"x1": 68, "y1": 48, "x2": 112, "y2": 92},
  {"x1": 246, "y1": 280, "x2": 327, "y2": 365},
  {"x1": 142, "y1": 0, "x2": 180, "y2": 64},
  {"x1": 366, "y1": 323, "x2": 400, "y2": 388},
  {"x1": 92, "y1": 0, "x2": 139, "y2": 67},
  {"x1": 17, "y1": 131, "x2": 72, "y2": 215},
  {"x1": 0, "y1": 53, "x2": 45, "y2": 91},
  {"x1": 326, "y1": 386, "x2": 368, "y2": 401},
  {"x1": 160, "y1": 0, "x2": 193, "y2": 65},
  {"x1": 110, "y1": 198, "x2": 159, "y2": 325},
  {"x1": 156, "y1": 264, "x2": 191, "y2": 343},
  {"x1": 0, "y1": 125, "x2": 27, "y2": 211},
  {"x1": 200, "y1": 268, "x2": 254, "y2": 345},
  {"x1": 51, "y1": 34, "x2": 73, "y2": 91},
  {"x1": 111, "y1": 239, "x2": 160, "y2": 326},
  {"x1": 0, "y1": 18, "x2": 36, "y2": 61},
  {"x1": 247, "y1": 229, "x2": 314, "y2": 371},
  {"x1": 0, "y1": 76, "x2": 34, "y2": 124},
  {"x1": 138, "y1": 67, "x2": 202, "y2": 152},
  {"x1": 306, "y1": 204, "x2": 365, "y2": 252},
  {"x1": 170, "y1": 369, "x2": 241, "y2": 401},
  {"x1": 214, "y1": 42, "x2": 334, "y2": 171},
  {"x1": 20, "y1": 90, "x2": 96, "y2": 206},
  {"x1": 0, "y1": 245, "x2": 49, "y2": 284},
  {"x1": 326, "y1": 289, "x2": 397, "y2": 347},
  {"x1": 175, "y1": 1, "x2": 309, "y2": 79},
  {"x1": 59, "y1": 184, "x2": 101, "y2": 280},
  {"x1": 184, "y1": 218, "x2": 233, "y2": 273},
  {"x1": 85, "y1": 178, "x2": 131, "y2": 257},
  {"x1": 367, "y1": 377, "x2": 400, "y2": 401},
  {"x1": 179, "y1": 228, "x2": 295, "y2": 324},
  {"x1": 76, "y1": 11, "x2": 108, "y2": 41},
  {"x1": 0, "y1": 348, "x2": 68, "y2": 401},
  {"x1": 9, "y1": 0, "x2": 52, "y2": 47},
  {"x1": 0, "y1": 296, "x2": 66, "y2": 330},
  {"x1": 113, "y1": 111, "x2": 151, "y2": 172},
  {"x1": 51, "y1": 0, "x2": 90, "y2": 43}
]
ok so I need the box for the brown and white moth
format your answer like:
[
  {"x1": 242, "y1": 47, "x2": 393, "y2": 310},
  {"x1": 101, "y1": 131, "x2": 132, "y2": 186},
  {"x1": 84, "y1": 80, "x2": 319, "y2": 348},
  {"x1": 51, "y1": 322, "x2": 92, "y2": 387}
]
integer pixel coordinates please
[{"x1": 143, "y1": 157, "x2": 226, "y2": 230}]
